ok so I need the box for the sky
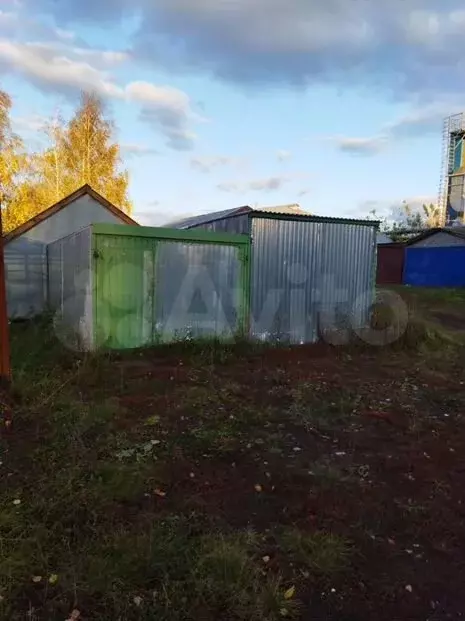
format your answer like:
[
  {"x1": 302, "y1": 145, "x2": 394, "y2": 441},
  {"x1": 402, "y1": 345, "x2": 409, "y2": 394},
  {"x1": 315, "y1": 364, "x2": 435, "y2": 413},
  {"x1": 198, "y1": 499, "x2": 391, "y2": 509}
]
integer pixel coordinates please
[{"x1": 1, "y1": 0, "x2": 465, "y2": 226}]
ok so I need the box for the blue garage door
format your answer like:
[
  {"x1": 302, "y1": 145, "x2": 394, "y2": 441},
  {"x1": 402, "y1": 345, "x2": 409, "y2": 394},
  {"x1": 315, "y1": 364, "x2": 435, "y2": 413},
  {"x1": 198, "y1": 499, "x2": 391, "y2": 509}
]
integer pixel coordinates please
[{"x1": 404, "y1": 246, "x2": 465, "y2": 287}]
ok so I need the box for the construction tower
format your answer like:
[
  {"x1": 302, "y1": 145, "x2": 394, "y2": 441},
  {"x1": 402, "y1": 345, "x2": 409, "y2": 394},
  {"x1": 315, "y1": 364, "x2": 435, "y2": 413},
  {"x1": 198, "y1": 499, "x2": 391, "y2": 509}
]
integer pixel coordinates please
[{"x1": 439, "y1": 113, "x2": 465, "y2": 226}]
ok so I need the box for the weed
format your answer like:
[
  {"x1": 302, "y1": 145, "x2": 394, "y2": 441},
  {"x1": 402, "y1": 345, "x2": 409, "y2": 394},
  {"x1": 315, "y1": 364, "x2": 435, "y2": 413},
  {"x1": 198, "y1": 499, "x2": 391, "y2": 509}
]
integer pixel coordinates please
[
  {"x1": 279, "y1": 530, "x2": 351, "y2": 575},
  {"x1": 289, "y1": 384, "x2": 359, "y2": 432}
]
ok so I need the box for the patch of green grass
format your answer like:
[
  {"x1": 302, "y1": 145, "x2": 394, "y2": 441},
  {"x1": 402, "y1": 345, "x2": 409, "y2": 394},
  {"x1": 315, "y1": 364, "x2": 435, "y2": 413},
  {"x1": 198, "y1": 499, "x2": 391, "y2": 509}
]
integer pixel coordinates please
[
  {"x1": 288, "y1": 384, "x2": 360, "y2": 432},
  {"x1": 279, "y1": 530, "x2": 351, "y2": 575}
]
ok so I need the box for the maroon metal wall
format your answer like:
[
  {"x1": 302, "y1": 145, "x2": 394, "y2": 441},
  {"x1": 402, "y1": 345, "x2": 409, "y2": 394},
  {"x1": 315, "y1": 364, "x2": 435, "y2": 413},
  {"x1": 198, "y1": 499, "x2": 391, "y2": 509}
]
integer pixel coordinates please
[{"x1": 376, "y1": 244, "x2": 405, "y2": 285}]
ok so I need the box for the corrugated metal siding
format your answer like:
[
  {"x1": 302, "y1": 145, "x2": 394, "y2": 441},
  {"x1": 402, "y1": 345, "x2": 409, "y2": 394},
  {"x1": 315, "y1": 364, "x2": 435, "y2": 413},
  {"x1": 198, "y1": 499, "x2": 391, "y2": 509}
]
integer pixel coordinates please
[
  {"x1": 376, "y1": 245, "x2": 405, "y2": 284},
  {"x1": 409, "y1": 231, "x2": 465, "y2": 248},
  {"x1": 5, "y1": 238, "x2": 46, "y2": 318},
  {"x1": 404, "y1": 247, "x2": 465, "y2": 287},
  {"x1": 190, "y1": 214, "x2": 251, "y2": 235},
  {"x1": 46, "y1": 227, "x2": 92, "y2": 349},
  {"x1": 250, "y1": 217, "x2": 376, "y2": 344},
  {"x1": 154, "y1": 241, "x2": 241, "y2": 341},
  {"x1": 319, "y1": 223, "x2": 375, "y2": 333},
  {"x1": 5, "y1": 193, "x2": 131, "y2": 318}
]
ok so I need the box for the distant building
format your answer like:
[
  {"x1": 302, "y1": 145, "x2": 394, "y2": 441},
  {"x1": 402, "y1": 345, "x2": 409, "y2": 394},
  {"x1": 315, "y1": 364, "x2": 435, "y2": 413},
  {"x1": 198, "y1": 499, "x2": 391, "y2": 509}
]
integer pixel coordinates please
[{"x1": 439, "y1": 113, "x2": 465, "y2": 225}]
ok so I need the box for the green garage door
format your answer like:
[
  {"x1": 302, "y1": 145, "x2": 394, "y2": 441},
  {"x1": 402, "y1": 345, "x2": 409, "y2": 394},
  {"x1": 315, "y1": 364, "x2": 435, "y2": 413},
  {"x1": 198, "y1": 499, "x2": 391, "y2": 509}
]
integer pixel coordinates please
[{"x1": 93, "y1": 234, "x2": 156, "y2": 349}]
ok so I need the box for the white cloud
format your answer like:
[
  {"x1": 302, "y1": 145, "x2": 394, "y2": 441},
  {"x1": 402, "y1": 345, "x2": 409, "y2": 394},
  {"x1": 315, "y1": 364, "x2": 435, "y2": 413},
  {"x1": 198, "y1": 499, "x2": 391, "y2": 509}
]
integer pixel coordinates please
[
  {"x1": 355, "y1": 195, "x2": 437, "y2": 223},
  {"x1": 126, "y1": 81, "x2": 199, "y2": 150},
  {"x1": 329, "y1": 100, "x2": 465, "y2": 156},
  {"x1": 218, "y1": 175, "x2": 289, "y2": 193},
  {"x1": 0, "y1": 40, "x2": 199, "y2": 151},
  {"x1": 331, "y1": 135, "x2": 389, "y2": 156},
  {"x1": 121, "y1": 142, "x2": 160, "y2": 157},
  {"x1": 277, "y1": 149, "x2": 291, "y2": 162},
  {"x1": 25, "y1": 0, "x2": 465, "y2": 98},
  {"x1": 0, "y1": 39, "x2": 122, "y2": 97},
  {"x1": 190, "y1": 155, "x2": 236, "y2": 173}
]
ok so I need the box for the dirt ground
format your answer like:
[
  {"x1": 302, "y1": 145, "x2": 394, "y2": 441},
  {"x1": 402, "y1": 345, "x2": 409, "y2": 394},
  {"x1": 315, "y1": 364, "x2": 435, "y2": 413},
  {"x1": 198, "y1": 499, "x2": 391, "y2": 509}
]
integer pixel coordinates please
[{"x1": 2, "y1": 289, "x2": 465, "y2": 620}]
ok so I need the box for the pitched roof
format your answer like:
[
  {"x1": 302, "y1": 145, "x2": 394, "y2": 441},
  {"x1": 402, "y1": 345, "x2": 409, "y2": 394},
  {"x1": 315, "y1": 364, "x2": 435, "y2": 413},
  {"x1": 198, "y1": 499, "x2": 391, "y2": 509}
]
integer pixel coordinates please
[
  {"x1": 165, "y1": 205, "x2": 252, "y2": 230},
  {"x1": 406, "y1": 226, "x2": 465, "y2": 246},
  {"x1": 255, "y1": 203, "x2": 309, "y2": 215},
  {"x1": 4, "y1": 184, "x2": 138, "y2": 243}
]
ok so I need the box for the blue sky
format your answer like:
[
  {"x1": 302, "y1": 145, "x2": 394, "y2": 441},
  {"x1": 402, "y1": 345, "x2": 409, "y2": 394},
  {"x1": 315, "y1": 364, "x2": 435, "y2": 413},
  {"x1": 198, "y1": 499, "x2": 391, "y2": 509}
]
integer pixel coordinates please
[{"x1": 1, "y1": 0, "x2": 465, "y2": 225}]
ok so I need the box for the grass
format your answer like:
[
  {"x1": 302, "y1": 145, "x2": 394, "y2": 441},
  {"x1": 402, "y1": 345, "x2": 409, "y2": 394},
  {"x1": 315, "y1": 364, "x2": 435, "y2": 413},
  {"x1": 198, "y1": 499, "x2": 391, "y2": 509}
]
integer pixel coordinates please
[
  {"x1": 279, "y1": 530, "x2": 351, "y2": 575},
  {"x1": 288, "y1": 384, "x2": 360, "y2": 432},
  {"x1": 3, "y1": 287, "x2": 465, "y2": 620}
]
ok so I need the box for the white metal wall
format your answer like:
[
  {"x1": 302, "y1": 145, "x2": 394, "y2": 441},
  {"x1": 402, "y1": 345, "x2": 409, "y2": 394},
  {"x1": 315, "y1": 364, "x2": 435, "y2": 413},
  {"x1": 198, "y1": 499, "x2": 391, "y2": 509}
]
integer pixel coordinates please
[
  {"x1": 5, "y1": 193, "x2": 129, "y2": 318},
  {"x1": 154, "y1": 241, "x2": 241, "y2": 342},
  {"x1": 46, "y1": 227, "x2": 93, "y2": 350},
  {"x1": 250, "y1": 216, "x2": 377, "y2": 344}
]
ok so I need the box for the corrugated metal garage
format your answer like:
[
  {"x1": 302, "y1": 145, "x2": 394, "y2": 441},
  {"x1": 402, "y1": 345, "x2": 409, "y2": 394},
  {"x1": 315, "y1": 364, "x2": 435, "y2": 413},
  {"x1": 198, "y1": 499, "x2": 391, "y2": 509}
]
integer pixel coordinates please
[
  {"x1": 4, "y1": 185, "x2": 137, "y2": 318},
  {"x1": 169, "y1": 207, "x2": 378, "y2": 344}
]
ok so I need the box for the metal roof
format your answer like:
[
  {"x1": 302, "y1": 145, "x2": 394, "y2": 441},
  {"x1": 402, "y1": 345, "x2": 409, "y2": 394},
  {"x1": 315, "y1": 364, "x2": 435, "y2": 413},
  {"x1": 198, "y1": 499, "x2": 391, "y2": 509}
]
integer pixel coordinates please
[
  {"x1": 4, "y1": 184, "x2": 138, "y2": 243},
  {"x1": 250, "y1": 211, "x2": 379, "y2": 227},
  {"x1": 166, "y1": 205, "x2": 379, "y2": 230},
  {"x1": 164, "y1": 206, "x2": 251, "y2": 230},
  {"x1": 406, "y1": 227, "x2": 465, "y2": 246},
  {"x1": 255, "y1": 204, "x2": 309, "y2": 215}
]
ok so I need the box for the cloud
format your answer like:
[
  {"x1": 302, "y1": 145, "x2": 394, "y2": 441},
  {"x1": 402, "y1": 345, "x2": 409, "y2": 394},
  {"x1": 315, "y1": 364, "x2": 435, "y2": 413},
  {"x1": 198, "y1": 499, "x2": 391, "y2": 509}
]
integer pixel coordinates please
[
  {"x1": 217, "y1": 175, "x2": 289, "y2": 193},
  {"x1": 332, "y1": 135, "x2": 389, "y2": 156},
  {"x1": 121, "y1": 142, "x2": 160, "y2": 157},
  {"x1": 0, "y1": 39, "x2": 122, "y2": 97},
  {"x1": 329, "y1": 100, "x2": 464, "y2": 156},
  {"x1": 22, "y1": 0, "x2": 465, "y2": 98},
  {"x1": 277, "y1": 149, "x2": 291, "y2": 162},
  {"x1": 190, "y1": 155, "x2": 236, "y2": 173},
  {"x1": 0, "y1": 40, "x2": 199, "y2": 151},
  {"x1": 355, "y1": 195, "x2": 437, "y2": 223},
  {"x1": 12, "y1": 113, "x2": 47, "y2": 133},
  {"x1": 126, "y1": 81, "x2": 199, "y2": 150}
]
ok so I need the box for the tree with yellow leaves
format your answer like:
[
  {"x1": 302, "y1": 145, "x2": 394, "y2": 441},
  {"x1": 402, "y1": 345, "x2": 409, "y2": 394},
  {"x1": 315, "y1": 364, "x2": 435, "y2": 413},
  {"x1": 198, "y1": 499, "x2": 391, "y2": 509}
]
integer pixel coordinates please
[
  {"x1": 0, "y1": 91, "x2": 36, "y2": 232},
  {"x1": 34, "y1": 92, "x2": 132, "y2": 215},
  {"x1": 2, "y1": 90, "x2": 132, "y2": 233}
]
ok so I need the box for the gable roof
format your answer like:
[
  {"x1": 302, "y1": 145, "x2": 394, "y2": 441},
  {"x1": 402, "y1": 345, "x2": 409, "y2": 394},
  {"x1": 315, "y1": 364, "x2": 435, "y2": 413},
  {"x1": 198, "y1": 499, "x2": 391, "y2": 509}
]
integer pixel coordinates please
[
  {"x1": 165, "y1": 205, "x2": 252, "y2": 230},
  {"x1": 405, "y1": 227, "x2": 465, "y2": 246},
  {"x1": 4, "y1": 184, "x2": 138, "y2": 243}
]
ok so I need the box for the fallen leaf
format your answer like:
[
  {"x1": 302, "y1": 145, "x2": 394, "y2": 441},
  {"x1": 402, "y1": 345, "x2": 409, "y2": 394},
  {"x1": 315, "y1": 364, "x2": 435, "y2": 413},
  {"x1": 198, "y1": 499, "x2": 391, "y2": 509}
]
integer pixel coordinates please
[
  {"x1": 12, "y1": 499, "x2": 21, "y2": 506},
  {"x1": 254, "y1": 484, "x2": 263, "y2": 492},
  {"x1": 67, "y1": 610, "x2": 81, "y2": 620},
  {"x1": 154, "y1": 489, "x2": 166, "y2": 497},
  {"x1": 31, "y1": 576, "x2": 42, "y2": 583},
  {"x1": 284, "y1": 585, "x2": 296, "y2": 600},
  {"x1": 262, "y1": 555, "x2": 270, "y2": 563},
  {"x1": 48, "y1": 574, "x2": 58, "y2": 585},
  {"x1": 133, "y1": 596, "x2": 143, "y2": 606},
  {"x1": 405, "y1": 585, "x2": 413, "y2": 593},
  {"x1": 280, "y1": 609, "x2": 289, "y2": 617}
]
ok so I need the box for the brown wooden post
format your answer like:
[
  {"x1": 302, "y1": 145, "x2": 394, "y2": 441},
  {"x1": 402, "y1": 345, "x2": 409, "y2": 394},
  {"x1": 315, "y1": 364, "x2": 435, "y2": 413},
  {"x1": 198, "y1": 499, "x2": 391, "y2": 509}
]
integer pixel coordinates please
[{"x1": 0, "y1": 200, "x2": 11, "y2": 384}]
